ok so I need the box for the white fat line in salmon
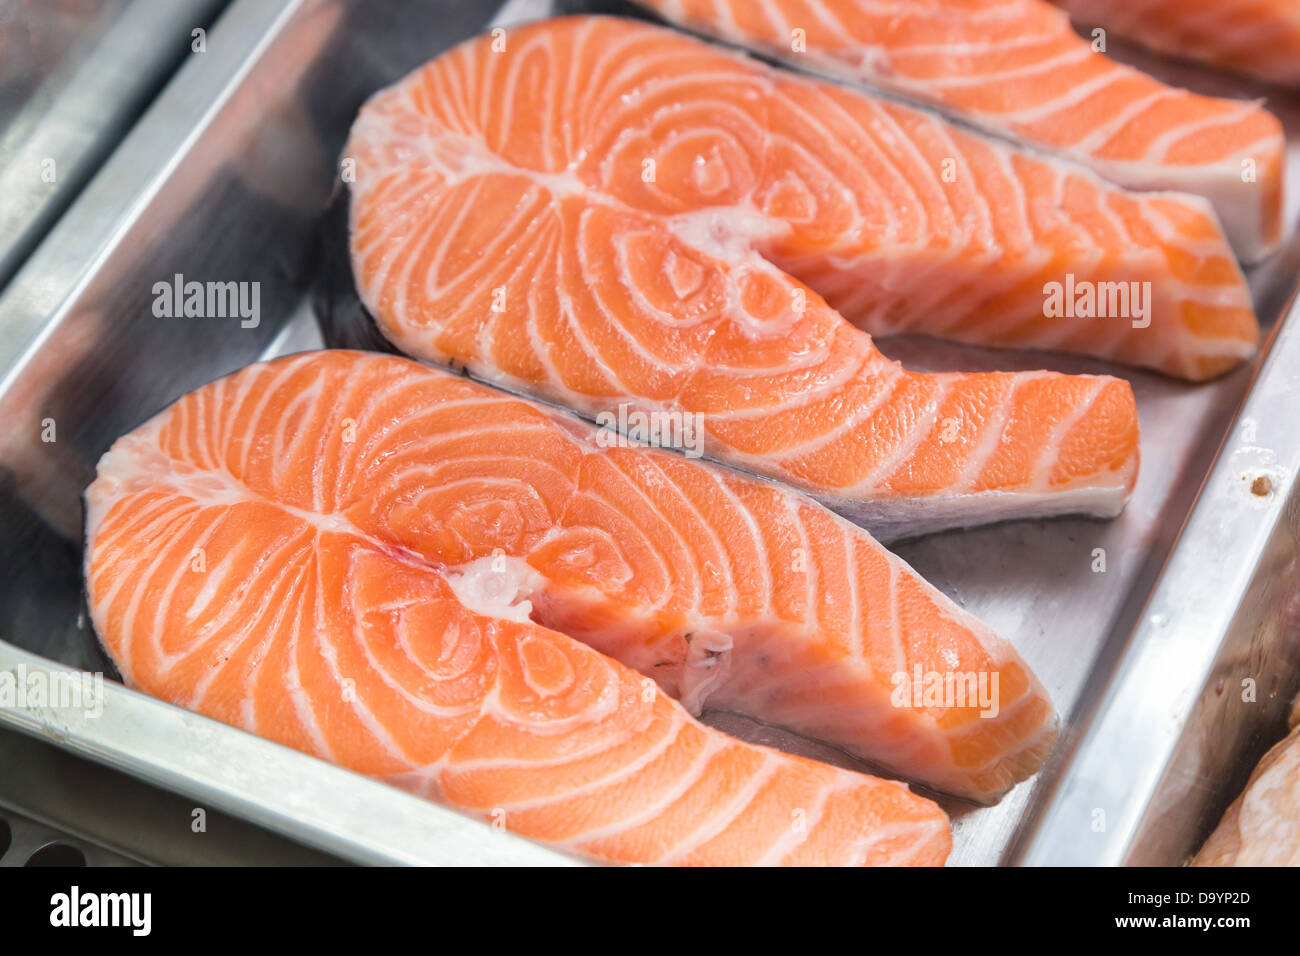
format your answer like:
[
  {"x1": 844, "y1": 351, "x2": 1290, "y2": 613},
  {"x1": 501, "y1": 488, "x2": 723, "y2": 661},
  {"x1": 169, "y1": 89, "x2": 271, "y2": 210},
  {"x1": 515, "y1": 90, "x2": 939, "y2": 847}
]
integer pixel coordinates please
[
  {"x1": 890, "y1": 665, "x2": 1000, "y2": 719},
  {"x1": 151, "y1": 272, "x2": 260, "y2": 328},
  {"x1": 594, "y1": 405, "x2": 706, "y2": 458},
  {"x1": 0, "y1": 664, "x2": 103, "y2": 718},
  {"x1": 49, "y1": 886, "x2": 151, "y2": 936},
  {"x1": 1042, "y1": 274, "x2": 1151, "y2": 328}
]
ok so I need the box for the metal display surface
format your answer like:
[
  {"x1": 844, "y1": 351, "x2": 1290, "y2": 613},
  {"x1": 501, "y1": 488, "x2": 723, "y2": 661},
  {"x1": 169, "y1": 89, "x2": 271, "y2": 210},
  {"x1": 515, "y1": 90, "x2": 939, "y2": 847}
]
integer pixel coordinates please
[{"x1": 0, "y1": 0, "x2": 228, "y2": 291}]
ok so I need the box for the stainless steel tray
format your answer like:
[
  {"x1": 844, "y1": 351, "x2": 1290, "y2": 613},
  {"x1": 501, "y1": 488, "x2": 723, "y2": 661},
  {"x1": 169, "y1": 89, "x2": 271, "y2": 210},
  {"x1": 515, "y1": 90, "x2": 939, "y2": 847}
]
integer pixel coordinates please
[
  {"x1": 0, "y1": 0, "x2": 228, "y2": 292},
  {"x1": 2, "y1": 0, "x2": 1298, "y2": 866}
]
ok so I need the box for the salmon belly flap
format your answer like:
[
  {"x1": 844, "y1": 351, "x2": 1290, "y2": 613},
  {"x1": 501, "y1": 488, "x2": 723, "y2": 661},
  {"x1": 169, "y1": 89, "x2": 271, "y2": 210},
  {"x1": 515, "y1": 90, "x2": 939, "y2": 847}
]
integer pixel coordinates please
[
  {"x1": 636, "y1": 0, "x2": 1286, "y2": 262},
  {"x1": 84, "y1": 351, "x2": 1066, "y2": 865}
]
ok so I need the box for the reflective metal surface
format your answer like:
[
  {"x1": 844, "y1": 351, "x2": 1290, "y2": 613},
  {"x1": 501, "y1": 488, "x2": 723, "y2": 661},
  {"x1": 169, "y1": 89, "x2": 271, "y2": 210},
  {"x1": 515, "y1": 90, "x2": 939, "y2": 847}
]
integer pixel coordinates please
[
  {"x1": 0, "y1": 0, "x2": 1297, "y2": 866},
  {"x1": 0, "y1": 0, "x2": 228, "y2": 291},
  {"x1": 1017, "y1": 303, "x2": 1300, "y2": 866},
  {"x1": 0, "y1": 723, "x2": 343, "y2": 865},
  {"x1": 0, "y1": 644, "x2": 574, "y2": 865},
  {"x1": 0, "y1": 801, "x2": 139, "y2": 867}
]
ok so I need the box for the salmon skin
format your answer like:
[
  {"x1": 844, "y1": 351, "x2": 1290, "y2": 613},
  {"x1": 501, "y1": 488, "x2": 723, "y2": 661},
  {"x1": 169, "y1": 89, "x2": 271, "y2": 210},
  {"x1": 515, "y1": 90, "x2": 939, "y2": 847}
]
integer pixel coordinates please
[
  {"x1": 1054, "y1": 0, "x2": 1300, "y2": 91},
  {"x1": 84, "y1": 351, "x2": 1060, "y2": 865},
  {"x1": 343, "y1": 15, "x2": 1163, "y2": 541},
  {"x1": 635, "y1": 0, "x2": 1285, "y2": 263}
]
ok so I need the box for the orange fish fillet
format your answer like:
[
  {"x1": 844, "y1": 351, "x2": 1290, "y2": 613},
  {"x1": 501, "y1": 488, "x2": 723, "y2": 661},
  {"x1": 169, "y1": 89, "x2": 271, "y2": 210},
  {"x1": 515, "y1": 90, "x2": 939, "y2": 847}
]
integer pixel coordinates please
[
  {"x1": 637, "y1": 0, "x2": 1285, "y2": 262},
  {"x1": 1055, "y1": 0, "x2": 1300, "y2": 91},
  {"x1": 346, "y1": 15, "x2": 1162, "y2": 539},
  {"x1": 85, "y1": 351, "x2": 1059, "y2": 865}
]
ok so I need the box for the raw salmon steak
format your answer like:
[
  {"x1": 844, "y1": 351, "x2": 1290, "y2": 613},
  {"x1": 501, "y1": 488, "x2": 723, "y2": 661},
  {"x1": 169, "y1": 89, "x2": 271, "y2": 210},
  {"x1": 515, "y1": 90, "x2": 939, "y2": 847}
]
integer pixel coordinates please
[
  {"x1": 85, "y1": 351, "x2": 1059, "y2": 866},
  {"x1": 636, "y1": 0, "x2": 1285, "y2": 262},
  {"x1": 344, "y1": 15, "x2": 1168, "y2": 539},
  {"x1": 1193, "y1": 694, "x2": 1300, "y2": 866},
  {"x1": 1054, "y1": 0, "x2": 1300, "y2": 91}
]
